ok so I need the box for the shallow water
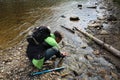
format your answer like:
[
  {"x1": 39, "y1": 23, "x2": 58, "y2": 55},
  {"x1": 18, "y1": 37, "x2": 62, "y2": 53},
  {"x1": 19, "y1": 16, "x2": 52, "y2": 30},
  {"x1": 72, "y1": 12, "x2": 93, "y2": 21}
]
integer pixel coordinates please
[
  {"x1": 0, "y1": 0, "x2": 63, "y2": 49},
  {"x1": 0, "y1": 0, "x2": 98, "y2": 49}
]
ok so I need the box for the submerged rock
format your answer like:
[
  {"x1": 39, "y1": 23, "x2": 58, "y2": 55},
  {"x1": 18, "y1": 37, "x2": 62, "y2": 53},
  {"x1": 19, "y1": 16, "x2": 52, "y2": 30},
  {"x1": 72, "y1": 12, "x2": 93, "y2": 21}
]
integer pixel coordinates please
[
  {"x1": 78, "y1": 4, "x2": 82, "y2": 9},
  {"x1": 87, "y1": 6, "x2": 97, "y2": 9},
  {"x1": 107, "y1": 15, "x2": 117, "y2": 21},
  {"x1": 70, "y1": 16, "x2": 80, "y2": 21},
  {"x1": 88, "y1": 21, "x2": 103, "y2": 29},
  {"x1": 100, "y1": 30, "x2": 109, "y2": 35}
]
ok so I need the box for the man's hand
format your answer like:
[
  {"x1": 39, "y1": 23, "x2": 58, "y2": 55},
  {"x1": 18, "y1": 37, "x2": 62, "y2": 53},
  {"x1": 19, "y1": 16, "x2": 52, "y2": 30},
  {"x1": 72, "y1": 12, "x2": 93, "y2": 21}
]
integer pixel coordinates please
[{"x1": 61, "y1": 52, "x2": 68, "y2": 57}]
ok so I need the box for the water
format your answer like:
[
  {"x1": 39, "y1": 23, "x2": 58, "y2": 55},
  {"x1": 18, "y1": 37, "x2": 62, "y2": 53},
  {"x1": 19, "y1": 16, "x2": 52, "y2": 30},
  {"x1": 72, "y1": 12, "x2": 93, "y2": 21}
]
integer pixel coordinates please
[
  {"x1": 0, "y1": 0, "x2": 120, "y2": 75},
  {"x1": 0, "y1": 0, "x2": 98, "y2": 49},
  {"x1": 0, "y1": 0, "x2": 62, "y2": 49}
]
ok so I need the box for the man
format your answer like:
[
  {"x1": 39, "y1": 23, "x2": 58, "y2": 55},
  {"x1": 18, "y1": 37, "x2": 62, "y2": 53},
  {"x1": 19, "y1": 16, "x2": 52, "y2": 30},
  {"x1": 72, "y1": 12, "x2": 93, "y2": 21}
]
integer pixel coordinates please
[{"x1": 26, "y1": 26, "x2": 67, "y2": 69}]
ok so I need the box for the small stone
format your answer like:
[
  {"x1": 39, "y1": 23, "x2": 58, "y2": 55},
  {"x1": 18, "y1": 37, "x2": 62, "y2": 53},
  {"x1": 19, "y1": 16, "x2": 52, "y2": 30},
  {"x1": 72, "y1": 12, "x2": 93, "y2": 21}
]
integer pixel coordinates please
[
  {"x1": 87, "y1": 72, "x2": 93, "y2": 77},
  {"x1": 81, "y1": 46, "x2": 87, "y2": 49},
  {"x1": 99, "y1": 6, "x2": 106, "y2": 9},
  {"x1": 1, "y1": 70, "x2": 4, "y2": 73},
  {"x1": 81, "y1": 44, "x2": 87, "y2": 49},
  {"x1": 2, "y1": 61, "x2": 5, "y2": 64},
  {"x1": 61, "y1": 15, "x2": 66, "y2": 18},
  {"x1": 70, "y1": 16, "x2": 80, "y2": 21},
  {"x1": 97, "y1": 15, "x2": 106, "y2": 20},
  {"x1": 84, "y1": 55, "x2": 93, "y2": 61},
  {"x1": 0, "y1": 73, "x2": 4, "y2": 79},
  {"x1": 87, "y1": 6, "x2": 97, "y2": 9},
  {"x1": 88, "y1": 22, "x2": 103, "y2": 28},
  {"x1": 104, "y1": 75, "x2": 110, "y2": 80},
  {"x1": 107, "y1": 15, "x2": 117, "y2": 21},
  {"x1": 98, "y1": 68, "x2": 107, "y2": 76},
  {"x1": 111, "y1": 72, "x2": 118, "y2": 80},
  {"x1": 78, "y1": 4, "x2": 82, "y2": 8},
  {"x1": 93, "y1": 50, "x2": 100, "y2": 55},
  {"x1": 78, "y1": 4, "x2": 82, "y2": 9},
  {"x1": 100, "y1": 30, "x2": 109, "y2": 35}
]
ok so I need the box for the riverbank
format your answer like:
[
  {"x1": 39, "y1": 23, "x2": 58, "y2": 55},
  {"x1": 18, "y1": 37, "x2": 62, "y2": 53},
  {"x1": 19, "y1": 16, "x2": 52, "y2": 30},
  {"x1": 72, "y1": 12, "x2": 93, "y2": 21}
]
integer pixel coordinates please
[
  {"x1": 86, "y1": 0, "x2": 120, "y2": 70},
  {"x1": 0, "y1": 0, "x2": 120, "y2": 80},
  {"x1": 0, "y1": 38, "x2": 120, "y2": 80}
]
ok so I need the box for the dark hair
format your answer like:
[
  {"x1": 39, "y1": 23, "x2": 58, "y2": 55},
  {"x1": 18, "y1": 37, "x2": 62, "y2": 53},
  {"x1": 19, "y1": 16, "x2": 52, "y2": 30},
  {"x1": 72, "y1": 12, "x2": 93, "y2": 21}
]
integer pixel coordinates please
[{"x1": 54, "y1": 31, "x2": 63, "y2": 40}]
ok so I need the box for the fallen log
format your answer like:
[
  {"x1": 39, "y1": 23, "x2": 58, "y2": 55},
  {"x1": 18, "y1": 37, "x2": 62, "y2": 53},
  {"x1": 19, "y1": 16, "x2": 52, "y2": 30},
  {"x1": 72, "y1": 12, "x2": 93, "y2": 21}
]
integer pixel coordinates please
[
  {"x1": 74, "y1": 27, "x2": 120, "y2": 58},
  {"x1": 60, "y1": 25, "x2": 75, "y2": 33}
]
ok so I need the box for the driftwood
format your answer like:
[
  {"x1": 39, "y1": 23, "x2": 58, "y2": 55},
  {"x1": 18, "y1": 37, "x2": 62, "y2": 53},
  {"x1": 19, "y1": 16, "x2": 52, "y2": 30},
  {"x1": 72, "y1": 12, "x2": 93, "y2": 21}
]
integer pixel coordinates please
[
  {"x1": 74, "y1": 27, "x2": 120, "y2": 58},
  {"x1": 60, "y1": 25, "x2": 75, "y2": 33},
  {"x1": 87, "y1": 6, "x2": 97, "y2": 9}
]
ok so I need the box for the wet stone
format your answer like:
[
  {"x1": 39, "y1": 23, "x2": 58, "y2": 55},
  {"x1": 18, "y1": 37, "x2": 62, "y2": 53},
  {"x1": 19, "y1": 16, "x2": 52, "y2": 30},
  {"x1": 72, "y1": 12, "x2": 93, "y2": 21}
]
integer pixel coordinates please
[
  {"x1": 111, "y1": 72, "x2": 119, "y2": 80},
  {"x1": 93, "y1": 50, "x2": 100, "y2": 55},
  {"x1": 0, "y1": 73, "x2": 4, "y2": 79},
  {"x1": 88, "y1": 22, "x2": 103, "y2": 29},
  {"x1": 100, "y1": 30, "x2": 109, "y2": 35},
  {"x1": 84, "y1": 55, "x2": 94, "y2": 61},
  {"x1": 70, "y1": 16, "x2": 80, "y2": 21},
  {"x1": 104, "y1": 75, "x2": 111, "y2": 80}
]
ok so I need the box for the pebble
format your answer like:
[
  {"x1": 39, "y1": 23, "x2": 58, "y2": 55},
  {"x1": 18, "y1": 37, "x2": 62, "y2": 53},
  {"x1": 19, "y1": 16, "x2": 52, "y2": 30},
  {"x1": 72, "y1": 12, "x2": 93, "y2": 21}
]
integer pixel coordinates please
[
  {"x1": 93, "y1": 50, "x2": 100, "y2": 55},
  {"x1": 100, "y1": 30, "x2": 109, "y2": 35},
  {"x1": 111, "y1": 72, "x2": 118, "y2": 80}
]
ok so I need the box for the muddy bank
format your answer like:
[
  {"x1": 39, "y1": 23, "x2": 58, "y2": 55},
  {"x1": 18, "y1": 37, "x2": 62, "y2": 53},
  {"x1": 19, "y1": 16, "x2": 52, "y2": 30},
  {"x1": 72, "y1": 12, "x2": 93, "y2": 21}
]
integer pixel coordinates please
[{"x1": 0, "y1": 0, "x2": 120, "y2": 80}]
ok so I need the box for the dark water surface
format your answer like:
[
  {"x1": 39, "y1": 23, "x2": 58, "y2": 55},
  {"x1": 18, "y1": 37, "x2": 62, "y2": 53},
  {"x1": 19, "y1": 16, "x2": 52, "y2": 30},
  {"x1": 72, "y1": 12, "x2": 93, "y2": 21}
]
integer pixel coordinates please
[
  {"x1": 1, "y1": 0, "x2": 96, "y2": 49},
  {"x1": 0, "y1": 0, "x2": 64, "y2": 49}
]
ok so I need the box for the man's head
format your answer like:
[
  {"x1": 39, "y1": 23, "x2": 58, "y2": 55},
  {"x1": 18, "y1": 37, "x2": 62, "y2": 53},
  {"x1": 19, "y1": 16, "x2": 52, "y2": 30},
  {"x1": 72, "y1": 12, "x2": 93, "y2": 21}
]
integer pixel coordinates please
[{"x1": 54, "y1": 31, "x2": 63, "y2": 43}]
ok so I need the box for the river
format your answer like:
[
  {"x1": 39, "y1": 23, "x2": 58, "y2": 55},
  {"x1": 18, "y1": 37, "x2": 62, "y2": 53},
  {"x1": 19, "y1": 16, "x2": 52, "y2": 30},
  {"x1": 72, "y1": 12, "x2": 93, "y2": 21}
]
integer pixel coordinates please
[
  {"x1": 0, "y1": 0, "x2": 120, "y2": 79},
  {"x1": 0, "y1": 0, "x2": 98, "y2": 49}
]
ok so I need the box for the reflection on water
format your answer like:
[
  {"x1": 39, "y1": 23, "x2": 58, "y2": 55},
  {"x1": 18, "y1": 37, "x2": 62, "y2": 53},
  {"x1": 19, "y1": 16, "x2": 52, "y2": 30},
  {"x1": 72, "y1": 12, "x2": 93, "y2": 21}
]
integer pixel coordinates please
[
  {"x1": 0, "y1": 0, "x2": 65, "y2": 49},
  {"x1": 0, "y1": 0, "x2": 91, "y2": 49}
]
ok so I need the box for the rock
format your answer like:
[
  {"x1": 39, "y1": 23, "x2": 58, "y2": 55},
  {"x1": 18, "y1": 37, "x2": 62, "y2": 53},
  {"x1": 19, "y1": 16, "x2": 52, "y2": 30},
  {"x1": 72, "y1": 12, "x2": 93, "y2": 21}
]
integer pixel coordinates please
[
  {"x1": 61, "y1": 15, "x2": 66, "y2": 18},
  {"x1": 97, "y1": 13, "x2": 107, "y2": 20},
  {"x1": 87, "y1": 71, "x2": 93, "y2": 77},
  {"x1": 107, "y1": 15, "x2": 117, "y2": 21},
  {"x1": 111, "y1": 72, "x2": 118, "y2": 80},
  {"x1": 104, "y1": 75, "x2": 111, "y2": 80},
  {"x1": 98, "y1": 68, "x2": 107, "y2": 75},
  {"x1": 93, "y1": 50, "x2": 100, "y2": 55},
  {"x1": 99, "y1": 6, "x2": 107, "y2": 9},
  {"x1": 81, "y1": 45, "x2": 87, "y2": 49},
  {"x1": 87, "y1": 6, "x2": 97, "y2": 9},
  {"x1": 88, "y1": 22, "x2": 103, "y2": 29},
  {"x1": 78, "y1": 4, "x2": 82, "y2": 9},
  {"x1": 97, "y1": 16, "x2": 106, "y2": 20},
  {"x1": 81, "y1": 75, "x2": 89, "y2": 80},
  {"x1": 1, "y1": 70, "x2": 4, "y2": 73},
  {"x1": 70, "y1": 16, "x2": 80, "y2": 21},
  {"x1": 18, "y1": 47, "x2": 22, "y2": 50},
  {"x1": 0, "y1": 73, "x2": 4, "y2": 79},
  {"x1": 78, "y1": 4, "x2": 82, "y2": 7},
  {"x1": 81, "y1": 43, "x2": 87, "y2": 49},
  {"x1": 95, "y1": 57, "x2": 113, "y2": 67},
  {"x1": 97, "y1": 68, "x2": 108, "y2": 78},
  {"x1": 84, "y1": 55, "x2": 94, "y2": 61},
  {"x1": 100, "y1": 30, "x2": 109, "y2": 35},
  {"x1": 61, "y1": 73, "x2": 70, "y2": 78}
]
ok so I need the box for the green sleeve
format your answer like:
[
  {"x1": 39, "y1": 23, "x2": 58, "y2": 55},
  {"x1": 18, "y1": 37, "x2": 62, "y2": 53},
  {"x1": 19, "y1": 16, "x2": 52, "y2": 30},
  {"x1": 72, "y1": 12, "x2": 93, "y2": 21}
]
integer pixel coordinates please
[{"x1": 44, "y1": 37, "x2": 60, "y2": 49}]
